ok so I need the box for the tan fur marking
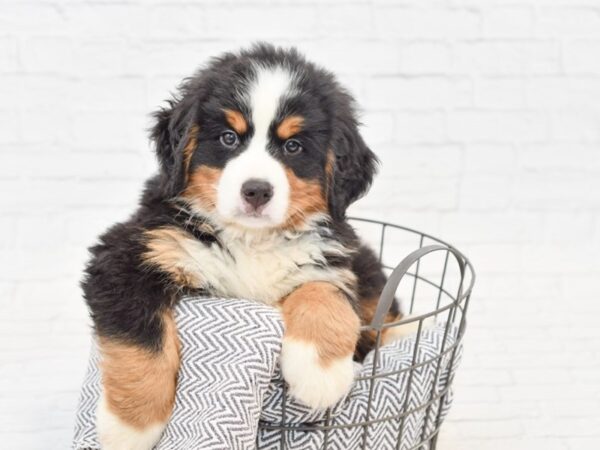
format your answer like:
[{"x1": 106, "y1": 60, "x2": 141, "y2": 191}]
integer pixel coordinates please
[
  {"x1": 356, "y1": 295, "x2": 404, "y2": 359},
  {"x1": 182, "y1": 166, "x2": 222, "y2": 212},
  {"x1": 325, "y1": 149, "x2": 335, "y2": 180},
  {"x1": 325, "y1": 149, "x2": 335, "y2": 204},
  {"x1": 282, "y1": 282, "x2": 360, "y2": 365},
  {"x1": 100, "y1": 311, "x2": 180, "y2": 428},
  {"x1": 143, "y1": 227, "x2": 203, "y2": 287},
  {"x1": 224, "y1": 109, "x2": 247, "y2": 134},
  {"x1": 183, "y1": 125, "x2": 200, "y2": 180},
  {"x1": 359, "y1": 295, "x2": 383, "y2": 327},
  {"x1": 277, "y1": 115, "x2": 304, "y2": 140},
  {"x1": 283, "y1": 169, "x2": 327, "y2": 229}
]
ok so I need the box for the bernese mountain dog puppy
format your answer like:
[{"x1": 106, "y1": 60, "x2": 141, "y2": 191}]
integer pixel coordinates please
[{"x1": 82, "y1": 43, "x2": 403, "y2": 449}]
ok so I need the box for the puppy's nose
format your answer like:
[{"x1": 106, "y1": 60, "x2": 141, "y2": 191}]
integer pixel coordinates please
[{"x1": 241, "y1": 179, "x2": 273, "y2": 209}]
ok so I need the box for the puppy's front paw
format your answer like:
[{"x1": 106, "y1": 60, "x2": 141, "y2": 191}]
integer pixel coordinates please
[{"x1": 280, "y1": 338, "x2": 355, "y2": 410}]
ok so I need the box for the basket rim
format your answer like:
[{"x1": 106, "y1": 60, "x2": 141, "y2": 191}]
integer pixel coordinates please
[{"x1": 348, "y1": 216, "x2": 476, "y2": 329}]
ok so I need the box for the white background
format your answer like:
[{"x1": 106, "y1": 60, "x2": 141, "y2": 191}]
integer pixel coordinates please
[{"x1": 1, "y1": 0, "x2": 600, "y2": 449}]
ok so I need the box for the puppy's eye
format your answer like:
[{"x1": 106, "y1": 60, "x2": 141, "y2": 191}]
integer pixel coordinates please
[
  {"x1": 283, "y1": 139, "x2": 303, "y2": 155},
  {"x1": 220, "y1": 130, "x2": 239, "y2": 148}
]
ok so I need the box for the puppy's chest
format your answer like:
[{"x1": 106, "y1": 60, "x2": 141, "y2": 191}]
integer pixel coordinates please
[{"x1": 185, "y1": 232, "x2": 340, "y2": 304}]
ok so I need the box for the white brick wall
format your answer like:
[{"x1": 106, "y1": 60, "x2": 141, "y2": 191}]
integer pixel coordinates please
[{"x1": 1, "y1": 0, "x2": 599, "y2": 448}]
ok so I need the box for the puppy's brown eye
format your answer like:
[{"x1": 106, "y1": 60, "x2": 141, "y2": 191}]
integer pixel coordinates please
[
  {"x1": 220, "y1": 130, "x2": 239, "y2": 148},
  {"x1": 283, "y1": 139, "x2": 303, "y2": 155}
]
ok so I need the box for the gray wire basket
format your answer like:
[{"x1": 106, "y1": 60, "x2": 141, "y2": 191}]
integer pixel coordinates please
[{"x1": 258, "y1": 217, "x2": 476, "y2": 450}]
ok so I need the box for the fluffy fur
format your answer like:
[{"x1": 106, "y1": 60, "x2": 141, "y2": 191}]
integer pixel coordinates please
[{"x1": 82, "y1": 43, "x2": 402, "y2": 449}]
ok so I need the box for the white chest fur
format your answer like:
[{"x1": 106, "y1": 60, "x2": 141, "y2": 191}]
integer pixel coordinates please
[{"x1": 176, "y1": 226, "x2": 352, "y2": 304}]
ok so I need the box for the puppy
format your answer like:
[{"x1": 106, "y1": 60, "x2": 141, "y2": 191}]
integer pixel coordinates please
[{"x1": 82, "y1": 44, "x2": 403, "y2": 449}]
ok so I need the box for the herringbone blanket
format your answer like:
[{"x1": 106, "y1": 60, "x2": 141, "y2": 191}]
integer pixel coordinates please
[{"x1": 73, "y1": 297, "x2": 460, "y2": 450}]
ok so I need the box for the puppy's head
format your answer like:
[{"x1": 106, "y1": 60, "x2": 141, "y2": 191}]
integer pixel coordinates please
[{"x1": 152, "y1": 43, "x2": 377, "y2": 230}]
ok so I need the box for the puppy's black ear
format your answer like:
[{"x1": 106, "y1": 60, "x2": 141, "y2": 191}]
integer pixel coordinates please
[
  {"x1": 328, "y1": 111, "x2": 378, "y2": 221},
  {"x1": 150, "y1": 97, "x2": 195, "y2": 198}
]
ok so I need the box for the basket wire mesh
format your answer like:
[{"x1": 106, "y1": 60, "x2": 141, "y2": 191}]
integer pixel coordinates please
[{"x1": 257, "y1": 218, "x2": 476, "y2": 450}]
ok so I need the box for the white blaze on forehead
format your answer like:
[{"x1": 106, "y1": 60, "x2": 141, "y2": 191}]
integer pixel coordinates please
[
  {"x1": 249, "y1": 66, "x2": 294, "y2": 137},
  {"x1": 215, "y1": 65, "x2": 295, "y2": 228}
]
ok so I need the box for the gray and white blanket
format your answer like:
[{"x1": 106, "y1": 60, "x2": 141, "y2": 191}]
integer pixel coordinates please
[{"x1": 73, "y1": 297, "x2": 460, "y2": 450}]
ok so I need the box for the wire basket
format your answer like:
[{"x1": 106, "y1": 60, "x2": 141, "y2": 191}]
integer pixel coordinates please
[{"x1": 258, "y1": 217, "x2": 476, "y2": 450}]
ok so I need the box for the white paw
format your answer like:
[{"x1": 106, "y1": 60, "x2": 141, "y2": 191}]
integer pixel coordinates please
[
  {"x1": 280, "y1": 338, "x2": 355, "y2": 410},
  {"x1": 96, "y1": 396, "x2": 165, "y2": 450}
]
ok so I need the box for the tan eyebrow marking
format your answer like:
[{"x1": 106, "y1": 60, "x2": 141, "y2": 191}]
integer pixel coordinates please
[
  {"x1": 277, "y1": 115, "x2": 305, "y2": 140},
  {"x1": 223, "y1": 109, "x2": 248, "y2": 134}
]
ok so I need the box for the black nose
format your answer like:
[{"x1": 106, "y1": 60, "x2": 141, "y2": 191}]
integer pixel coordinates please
[{"x1": 241, "y1": 179, "x2": 274, "y2": 209}]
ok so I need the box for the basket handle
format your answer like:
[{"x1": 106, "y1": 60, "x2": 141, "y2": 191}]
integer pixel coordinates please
[{"x1": 370, "y1": 244, "x2": 466, "y2": 329}]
